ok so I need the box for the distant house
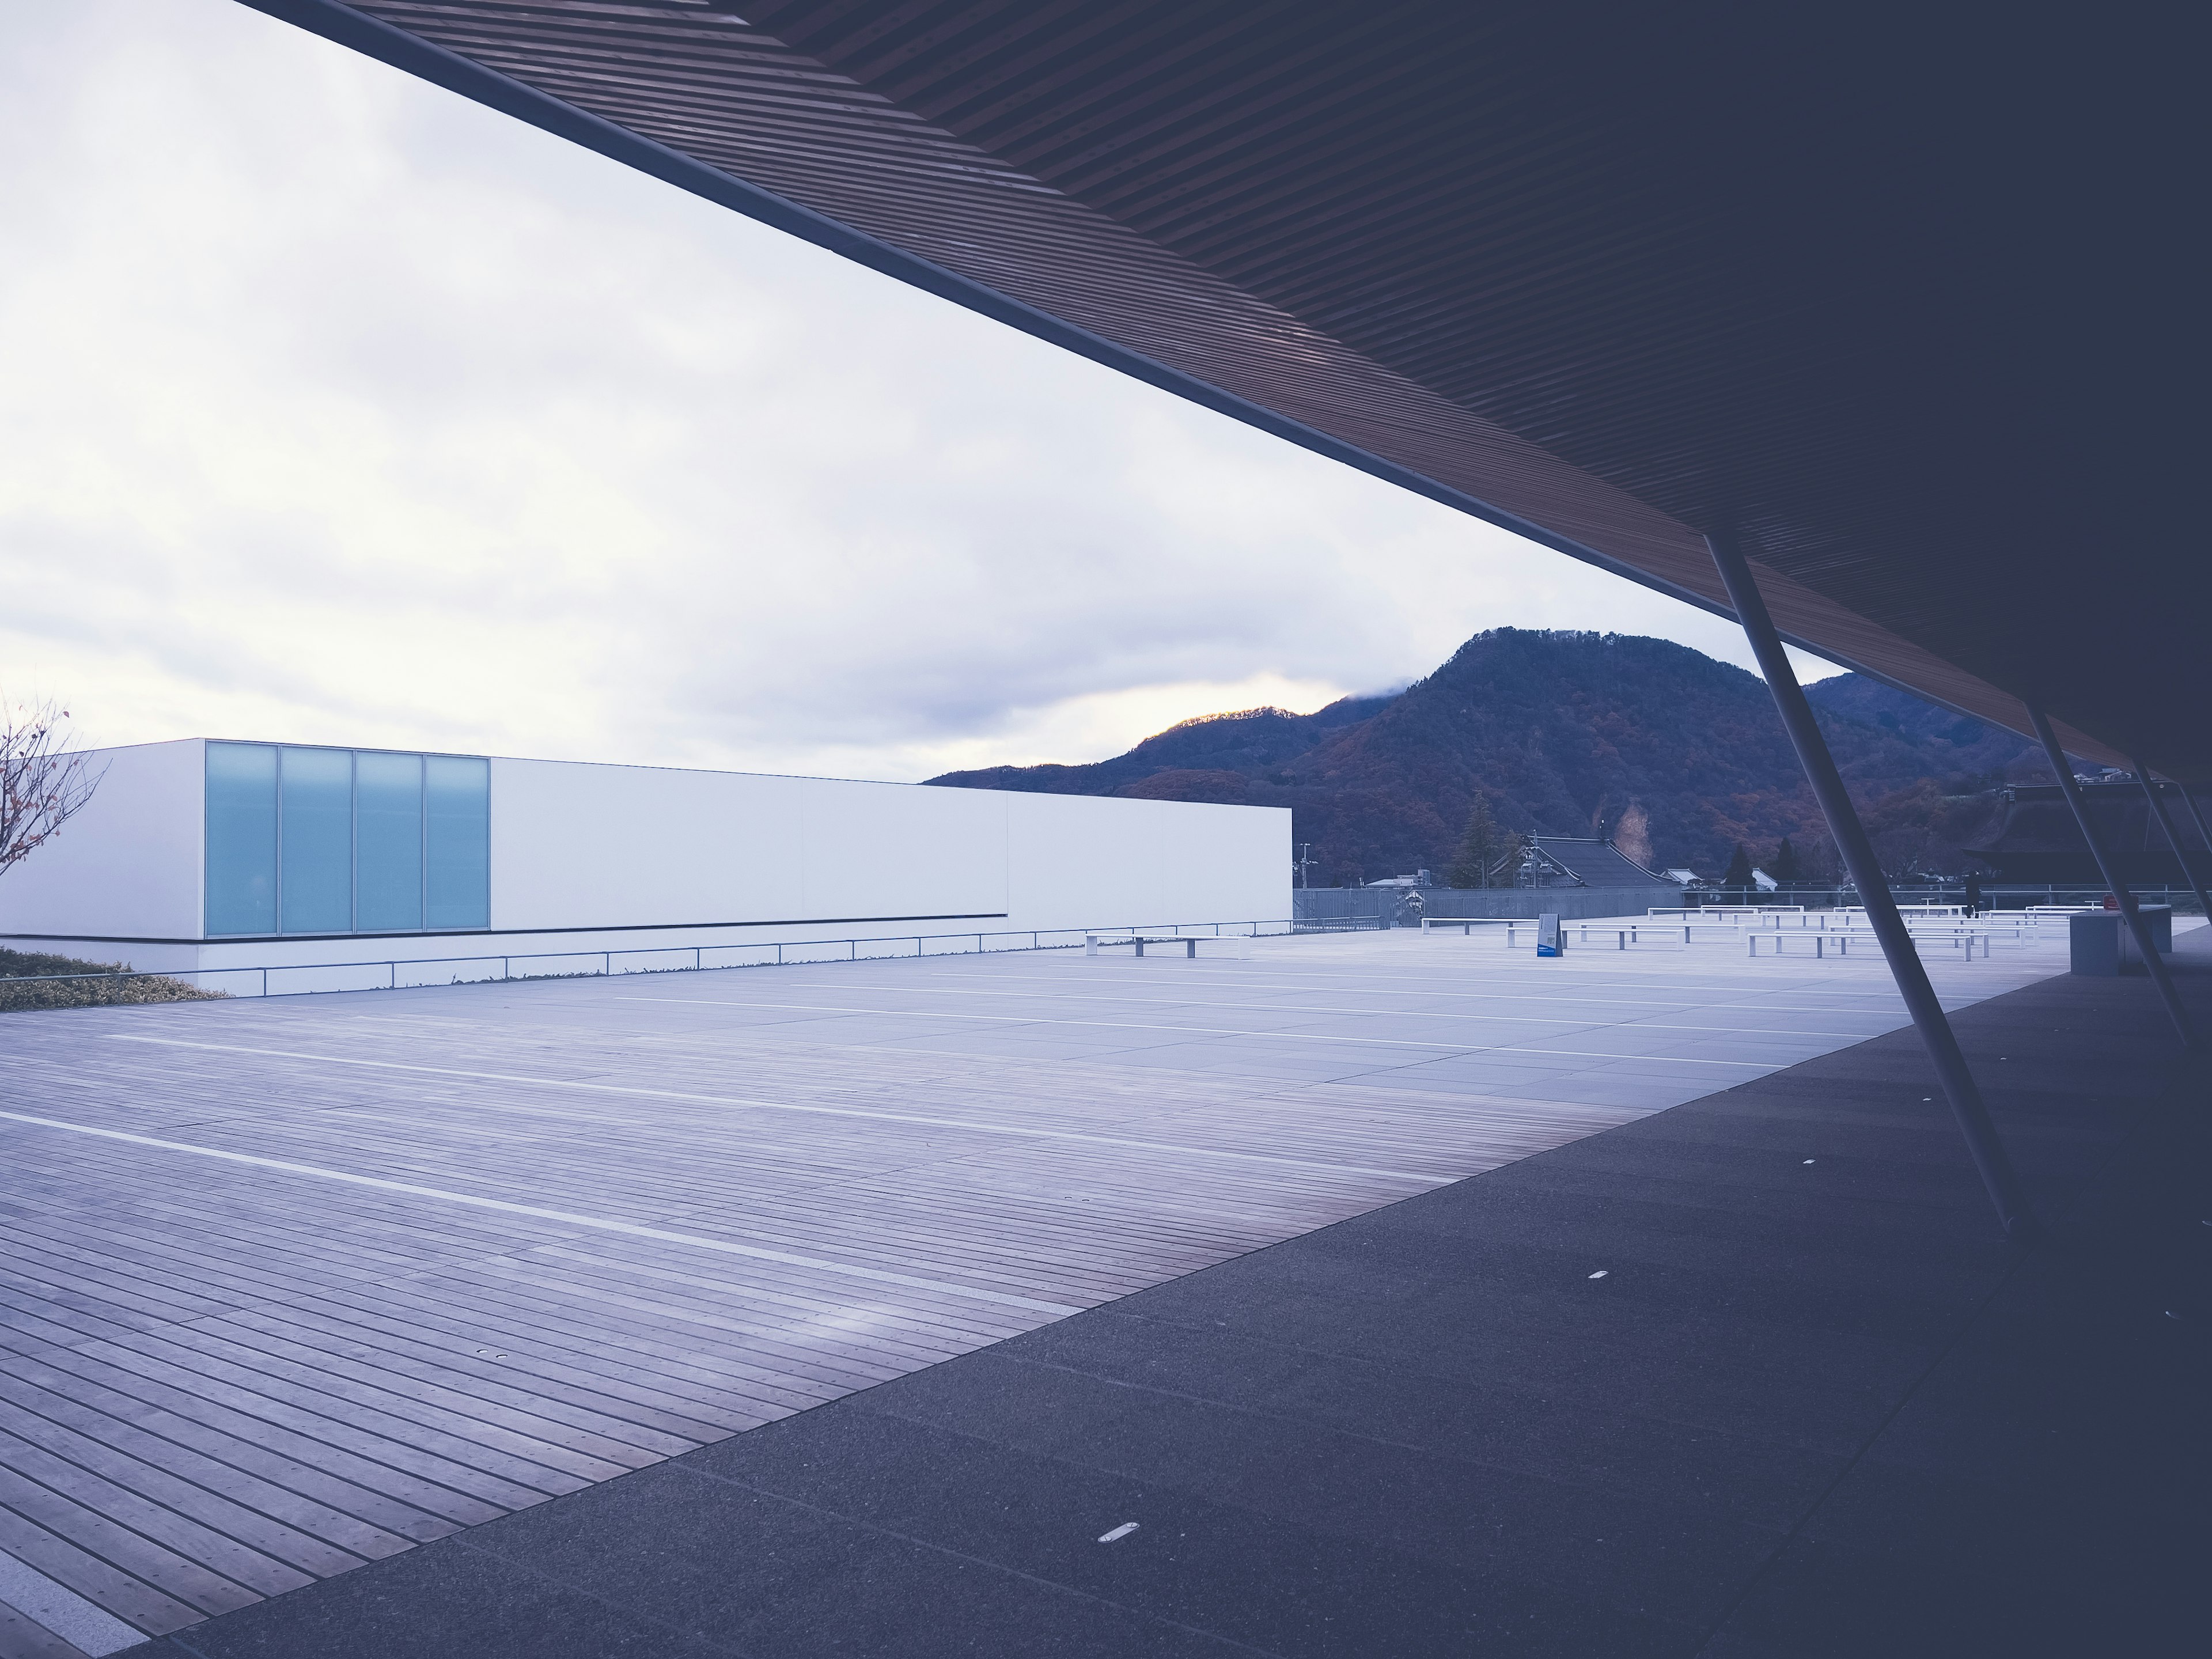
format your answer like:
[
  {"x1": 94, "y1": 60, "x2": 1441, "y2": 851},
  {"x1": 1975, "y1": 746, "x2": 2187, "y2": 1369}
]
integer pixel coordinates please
[
  {"x1": 1365, "y1": 869, "x2": 1433, "y2": 888},
  {"x1": 1749, "y1": 867, "x2": 1779, "y2": 892},
  {"x1": 1660, "y1": 868, "x2": 1702, "y2": 886},
  {"x1": 1501, "y1": 836, "x2": 1679, "y2": 891}
]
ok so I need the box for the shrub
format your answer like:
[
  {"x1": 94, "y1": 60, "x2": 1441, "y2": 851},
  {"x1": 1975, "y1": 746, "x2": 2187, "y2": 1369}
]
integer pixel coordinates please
[{"x1": 0, "y1": 948, "x2": 226, "y2": 1013}]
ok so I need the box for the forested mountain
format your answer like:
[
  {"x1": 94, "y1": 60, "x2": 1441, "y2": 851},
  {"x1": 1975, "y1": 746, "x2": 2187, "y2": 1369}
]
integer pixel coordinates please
[{"x1": 931, "y1": 630, "x2": 2046, "y2": 884}]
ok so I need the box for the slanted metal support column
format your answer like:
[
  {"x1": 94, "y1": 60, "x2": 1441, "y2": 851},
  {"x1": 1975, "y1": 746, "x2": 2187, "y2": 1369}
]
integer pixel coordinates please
[
  {"x1": 2028, "y1": 709, "x2": 2198, "y2": 1048},
  {"x1": 2133, "y1": 759, "x2": 2212, "y2": 930},
  {"x1": 1707, "y1": 531, "x2": 2036, "y2": 1237}
]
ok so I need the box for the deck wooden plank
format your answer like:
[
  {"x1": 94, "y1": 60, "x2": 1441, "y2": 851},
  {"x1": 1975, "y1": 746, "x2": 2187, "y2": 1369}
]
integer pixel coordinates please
[
  {"x1": 211, "y1": 1308, "x2": 703, "y2": 1457},
  {"x1": 0, "y1": 1427, "x2": 315, "y2": 1600},
  {"x1": 79, "y1": 1332, "x2": 597, "y2": 1501},
  {"x1": 237, "y1": 1290, "x2": 744, "y2": 1441},
  {"x1": 283, "y1": 1279, "x2": 791, "y2": 1429},
  {"x1": 0, "y1": 1404, "x2": 367, "y2": 1580},
  {"x1": 0, "y1": 1599, "x2": 94, "y2": 1659},
  {"x1": 0, "y1": 1355, "x2": 455, "y2": 1544},
  {"x1": 0, "y1": 1374, "x2": 411, "y2": 1561},
  {"x1": 6, "y1": 1349, "x2": 508, "y2": 1529},
  {"x1": 188, "y1": 1314, "x2": 676, "y2": 1469},
  {"x1": 3, "y1": 927, "x2": 2041, "y2": 1639},
  {"x1": 0, "y1": 1505, "x2": 204, "y2": 1638},
  {"x1": 0, "y1": 1465, "x2": 258, "y2": 1622}
]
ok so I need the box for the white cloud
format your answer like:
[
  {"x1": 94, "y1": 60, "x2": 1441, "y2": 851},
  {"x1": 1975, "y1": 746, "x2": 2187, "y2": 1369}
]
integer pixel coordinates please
[{"x1": 0, "y1": 0, "x2": 1838, "y2": 781}]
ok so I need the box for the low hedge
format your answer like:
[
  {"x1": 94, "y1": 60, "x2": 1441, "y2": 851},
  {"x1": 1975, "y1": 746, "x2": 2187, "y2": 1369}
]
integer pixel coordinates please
[{"x1": 0, "y1": 948, "x2": 227, "y2": 1012}]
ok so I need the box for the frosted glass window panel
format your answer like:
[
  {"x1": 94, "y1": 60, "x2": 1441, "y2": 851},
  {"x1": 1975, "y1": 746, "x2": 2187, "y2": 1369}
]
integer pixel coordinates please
[
  {"x1": 425, "y1": 755, "x2": 490, "y2": 929},
  {"x1": 205, "y1": 743, "x2": 278, "y2": 935},
  {"x1": 279, "y1": 747, "x2": 353, "y2": 934},
  {"x1": 354, "y1": 751, "x2": 424, "y2": 932}
]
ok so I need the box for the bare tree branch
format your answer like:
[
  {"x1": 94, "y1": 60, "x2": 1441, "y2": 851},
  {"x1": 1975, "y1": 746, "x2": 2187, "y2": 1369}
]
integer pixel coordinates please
[{"x1": 0, "y1": 698, "x2": 105, "y2": 879}]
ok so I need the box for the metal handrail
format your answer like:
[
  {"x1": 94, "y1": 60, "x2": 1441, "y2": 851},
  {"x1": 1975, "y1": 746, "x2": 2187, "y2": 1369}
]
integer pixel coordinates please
[
  {"x1": 2, "y1": 915, "x2": 1370, "y2": 1001},
  {"x1": 1437, "y1": 907, "x2": 2131, "y2": 955}
]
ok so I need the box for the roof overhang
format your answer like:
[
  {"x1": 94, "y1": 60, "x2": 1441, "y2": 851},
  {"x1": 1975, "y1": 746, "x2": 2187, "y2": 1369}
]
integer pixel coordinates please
[{"x1": 239, "y1": 2, "x2": 2207, "y2": 779}]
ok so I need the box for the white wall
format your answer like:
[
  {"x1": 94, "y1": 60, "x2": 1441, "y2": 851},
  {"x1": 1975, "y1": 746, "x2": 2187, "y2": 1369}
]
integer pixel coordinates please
[
  {"x1": 2, "y1": 740, "x2": 1288, "y2": 961},
  {"x1": 0, "y1": 738, "x2": 203, "y2": 941},
  {"x1": 490, "y1": 759, "x2": 1013, "y2": 930},
  {"x1": 491, "y1": 756, "x2": 1285, "y2": 934},
  {"x1": 1005, "y1": 790, "x2": 1285, "y2": 931}
]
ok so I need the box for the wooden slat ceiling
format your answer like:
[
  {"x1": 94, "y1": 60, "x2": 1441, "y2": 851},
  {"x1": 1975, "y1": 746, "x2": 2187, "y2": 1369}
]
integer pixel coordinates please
[{"x1": 247, "y1": 1, "x2": 2205, "y2": 778}]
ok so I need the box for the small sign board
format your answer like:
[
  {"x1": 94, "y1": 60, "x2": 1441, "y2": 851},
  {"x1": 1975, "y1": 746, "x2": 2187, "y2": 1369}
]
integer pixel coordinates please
[{"x1": 1536, "y1": 912, "x2": 1564, "y2": 957}]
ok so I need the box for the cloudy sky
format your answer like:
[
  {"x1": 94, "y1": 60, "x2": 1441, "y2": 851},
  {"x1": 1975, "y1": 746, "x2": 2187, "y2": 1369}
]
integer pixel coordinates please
[{"x1": 1, "y1": 0, "x2": 1835, "y2": 782}]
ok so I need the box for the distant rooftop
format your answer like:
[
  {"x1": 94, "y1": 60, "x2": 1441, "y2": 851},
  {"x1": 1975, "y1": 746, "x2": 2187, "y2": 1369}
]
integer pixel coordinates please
[{"x1": 1518, "y1": 836, "x2": 1678, "y2": 889}]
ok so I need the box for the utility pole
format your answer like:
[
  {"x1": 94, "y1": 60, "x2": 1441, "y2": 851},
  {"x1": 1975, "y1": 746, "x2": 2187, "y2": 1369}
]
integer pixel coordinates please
[{"x1": 1293, "y1": 843, "x2": 1316, "y2": 889}]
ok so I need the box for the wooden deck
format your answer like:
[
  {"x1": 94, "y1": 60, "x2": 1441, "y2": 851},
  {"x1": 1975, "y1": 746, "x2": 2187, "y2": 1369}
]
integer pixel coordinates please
[{"x1": 0, "y1": 927, "x2": 2070, "y2": 1653}]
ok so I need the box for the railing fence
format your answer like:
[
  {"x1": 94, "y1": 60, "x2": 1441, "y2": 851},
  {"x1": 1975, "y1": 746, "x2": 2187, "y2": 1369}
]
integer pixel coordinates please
[{"x1": 3, "y1": 914, "x2": 1389, "y2": 1001}]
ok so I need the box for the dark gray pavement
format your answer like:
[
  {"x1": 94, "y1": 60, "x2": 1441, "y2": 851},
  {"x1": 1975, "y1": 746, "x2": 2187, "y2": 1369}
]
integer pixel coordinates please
[{"x1": 120, "y1": 942, "x2": 2211, "y2": 1658}]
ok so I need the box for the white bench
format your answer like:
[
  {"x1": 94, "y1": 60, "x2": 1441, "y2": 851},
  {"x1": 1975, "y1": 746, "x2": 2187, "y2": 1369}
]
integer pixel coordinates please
[{"x1": 1085, "y1": 933, "x2": 1249, "y2": 960}]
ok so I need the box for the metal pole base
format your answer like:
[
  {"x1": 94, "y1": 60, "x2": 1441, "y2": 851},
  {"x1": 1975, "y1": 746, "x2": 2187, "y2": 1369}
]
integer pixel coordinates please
[
  {"x1": 2029, "y1": 710, "x2": 2198, "y2": 1051},
  {"x1": 2133, "y1": 760, "x2": 2212, "y2": 927}
]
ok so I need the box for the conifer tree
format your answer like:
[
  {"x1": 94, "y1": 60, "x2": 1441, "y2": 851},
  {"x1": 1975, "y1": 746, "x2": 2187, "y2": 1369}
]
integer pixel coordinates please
[
  {"x1": 1770, "y1": 835, "x2": 1802, "y2": 885},
  {"x1": 1721, "y1": 841, "x2": 1755, "y2": 890},
  {"x1": 1449, "y1": 795, "x2": 1502, "y2": 889}
]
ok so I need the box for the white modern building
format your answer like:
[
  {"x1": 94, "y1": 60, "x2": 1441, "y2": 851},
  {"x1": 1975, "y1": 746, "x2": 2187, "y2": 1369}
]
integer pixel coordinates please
[{"x1": 1, "y1": 740, "x2": 1288, "y2": 988}]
